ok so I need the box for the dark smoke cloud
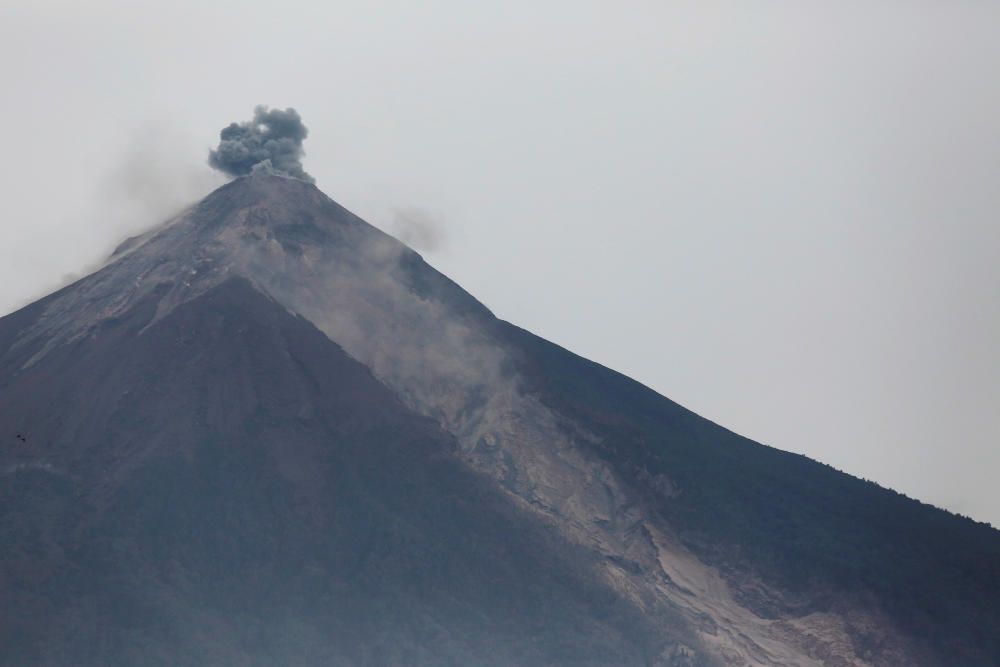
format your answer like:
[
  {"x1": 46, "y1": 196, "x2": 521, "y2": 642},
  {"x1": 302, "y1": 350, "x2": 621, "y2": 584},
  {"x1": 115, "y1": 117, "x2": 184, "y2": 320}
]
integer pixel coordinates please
[{"x1": 208, "y1": 106, "x2": 314, "y2": 182}]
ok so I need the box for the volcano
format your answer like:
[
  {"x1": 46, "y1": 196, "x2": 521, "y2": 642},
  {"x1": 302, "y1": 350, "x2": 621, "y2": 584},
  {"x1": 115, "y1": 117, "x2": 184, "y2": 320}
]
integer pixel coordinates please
[{"x1": 1, "y1": 174, "x2": 997, "y2": 666}]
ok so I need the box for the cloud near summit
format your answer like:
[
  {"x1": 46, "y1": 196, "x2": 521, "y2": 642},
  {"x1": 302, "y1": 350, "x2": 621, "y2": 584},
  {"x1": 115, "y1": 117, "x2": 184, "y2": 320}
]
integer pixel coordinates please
[{"x1": 208, "y1": 106, "x2": 313, "y2": 183}]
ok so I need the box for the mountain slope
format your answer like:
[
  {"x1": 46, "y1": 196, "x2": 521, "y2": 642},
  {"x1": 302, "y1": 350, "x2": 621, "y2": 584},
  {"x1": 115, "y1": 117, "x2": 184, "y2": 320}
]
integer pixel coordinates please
[
  {"x1": 501, "y1": 323, "x2": 1000, "y2": 665},
  {"x1": 0, "y1": 277, "x2": 699, "y2": 666},
  {"x1": 1, "y1": 173, "x2": 998, "y2": 666}
]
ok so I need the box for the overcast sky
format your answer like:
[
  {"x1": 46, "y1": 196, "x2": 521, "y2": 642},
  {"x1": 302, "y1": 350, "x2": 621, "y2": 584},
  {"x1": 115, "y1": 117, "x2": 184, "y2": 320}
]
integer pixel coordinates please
[{"x1": 2, "y1": 0, "x2": 998, "y2": 526}]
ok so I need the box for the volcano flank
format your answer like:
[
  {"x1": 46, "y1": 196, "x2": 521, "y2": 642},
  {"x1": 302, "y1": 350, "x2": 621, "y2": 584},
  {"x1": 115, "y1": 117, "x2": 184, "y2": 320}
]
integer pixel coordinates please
[{"x1": 1, "y1": 174, "x2": 997, "y2": 666}]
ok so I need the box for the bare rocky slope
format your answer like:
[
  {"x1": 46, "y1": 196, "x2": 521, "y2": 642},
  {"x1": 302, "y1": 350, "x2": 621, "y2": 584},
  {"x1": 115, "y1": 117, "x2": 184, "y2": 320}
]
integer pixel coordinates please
[{"x1": 1, "y1": 174, "x2": 997, "y2": 666}]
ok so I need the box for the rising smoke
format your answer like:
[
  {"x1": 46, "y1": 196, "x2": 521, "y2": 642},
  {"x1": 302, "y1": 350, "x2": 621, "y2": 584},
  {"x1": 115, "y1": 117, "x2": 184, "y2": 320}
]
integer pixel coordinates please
[
  {"x1": 390, "y1": 207, "x2": 447, "y2": 253},
  {"x1": 208, "y1": 106, "x2": 314, "y2": 182}
]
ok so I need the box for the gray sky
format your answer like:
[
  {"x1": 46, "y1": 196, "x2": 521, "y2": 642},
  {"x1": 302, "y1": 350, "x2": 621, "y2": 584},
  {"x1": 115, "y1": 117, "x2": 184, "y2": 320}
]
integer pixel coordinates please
[{"x1": 2, "y1": 0, "x2": 998, "y2": 526}]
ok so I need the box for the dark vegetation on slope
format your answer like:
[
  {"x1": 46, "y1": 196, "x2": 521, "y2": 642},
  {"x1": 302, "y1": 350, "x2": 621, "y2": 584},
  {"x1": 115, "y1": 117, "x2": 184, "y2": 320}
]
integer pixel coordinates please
[
  {"x1": 500, "y1": 323, "x2": 1000, "y2": 665},
  {"x1": 0, "y1": 279, "x2": 703, "y2": 667}
]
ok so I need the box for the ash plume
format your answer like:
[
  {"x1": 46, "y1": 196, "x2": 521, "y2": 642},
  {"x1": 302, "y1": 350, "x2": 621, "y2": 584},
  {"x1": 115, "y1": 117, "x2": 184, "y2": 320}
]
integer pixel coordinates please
[{"x1": 208, "y1": 106, "x2": 313, "y2": 182}]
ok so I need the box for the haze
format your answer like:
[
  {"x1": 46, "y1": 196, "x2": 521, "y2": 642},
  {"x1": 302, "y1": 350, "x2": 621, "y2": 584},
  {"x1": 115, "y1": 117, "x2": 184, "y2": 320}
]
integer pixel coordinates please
[{"x1": 1, "y1": 0, "x2": 997, "y2": 526}]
